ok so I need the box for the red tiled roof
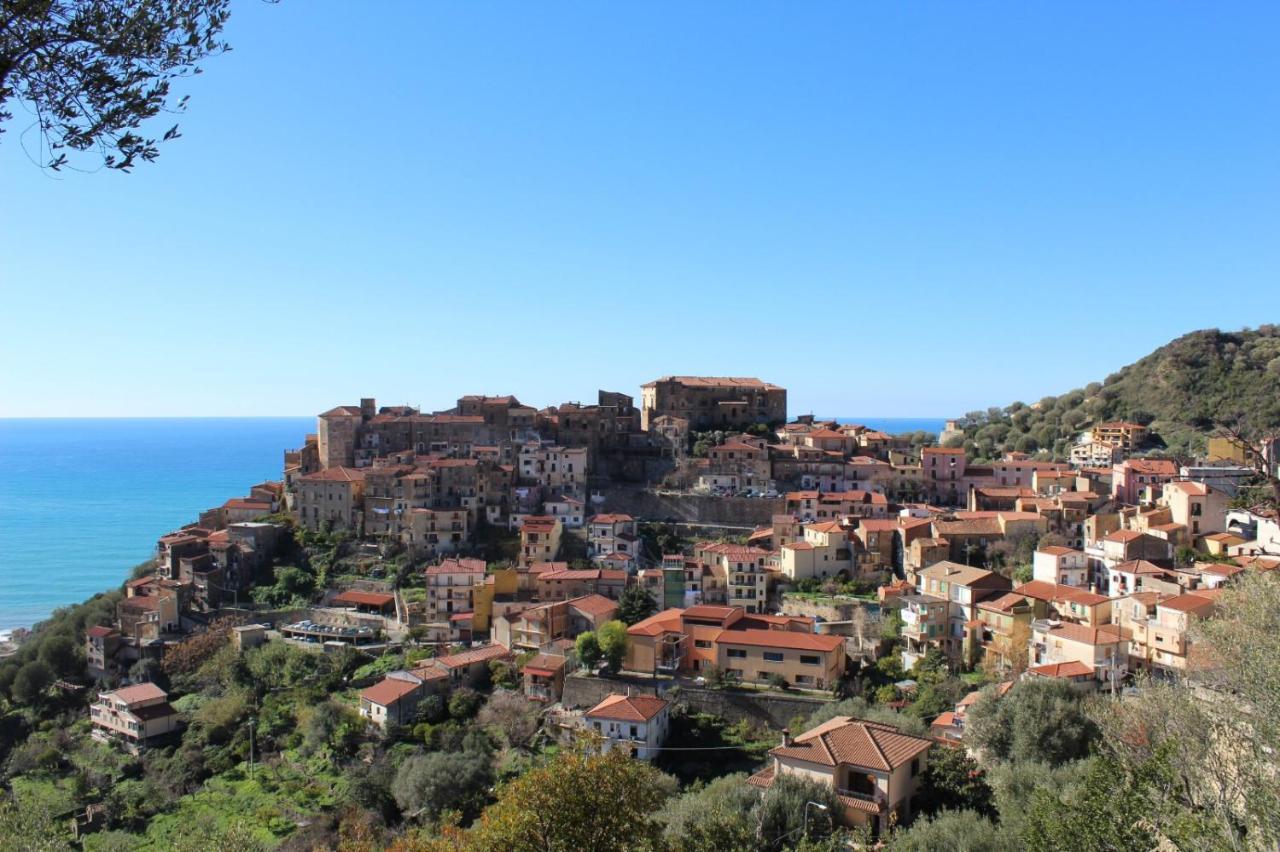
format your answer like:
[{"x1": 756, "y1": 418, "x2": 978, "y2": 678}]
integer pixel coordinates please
[
  {"x1": 770, "y1": 716, "x2": 932, "y2": 771},
  {"x1": 436, "y1": 644, "x2": 510, "y2": 669},
  {"x1": 1158, "y1": 592, "x2": 1218, "y2": 614},
  {"x1": 1014, "y1": 581, "x2": 1108, "y2": 607},
  {"x1": 299, "y1": 466, "x2": 366, "y2": 483},
  {"x1": 521, "y1": 653, "x2": 567, "y2": 677},
  {"x1": 1037, "y1": 622, "x2": 1127, "y2": 646},
  {"x1": 1027, "y1": 660, "x2": 1094, "y2": 679},
  {"x1": 586, "y1": 693, "x2": 669, "y2": 722},
  {"x1": 567, "y1": 594, "x2": 620, "y2": 620},
  {"x1": 426, "y1": 558, "x2": 487, "y2": 575},
  {"x1": 86, "y1": 625, "x2": 118, "y2": 638},
  {"x1": 590, "y1": 513, "x2": 634, "y2": 524},
  {"x1": 103, "y1": 682, "x2": 167, "y2": 706},
  {"x1": 628, "y1": 608, "x2": 684, "y2": 637},
  {"x1": 360, "y1": 677, "x2": 421, "y2": 706},
  {"x1": 332, "y1": 590, "x2": 395, "y2": 607}
]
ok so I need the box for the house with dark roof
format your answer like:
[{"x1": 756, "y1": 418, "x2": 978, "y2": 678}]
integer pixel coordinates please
[{"x1": 748, "y1": 716, "x2": 933, "y2": 836}]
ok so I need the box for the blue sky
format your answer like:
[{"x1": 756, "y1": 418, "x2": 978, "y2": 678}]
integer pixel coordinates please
[{"x1": 2, "y1": 2, "x2": 1277, "y2": 418}]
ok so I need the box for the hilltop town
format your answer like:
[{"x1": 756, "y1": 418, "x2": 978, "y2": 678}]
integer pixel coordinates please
[{"x1": 2, "y1": 375, "x2": 1278, "y2": 849}]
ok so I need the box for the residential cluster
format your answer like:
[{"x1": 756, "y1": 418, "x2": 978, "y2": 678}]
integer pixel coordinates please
[{"x1": 76, "y1": 376, "x2": 1280, "y2": 836}]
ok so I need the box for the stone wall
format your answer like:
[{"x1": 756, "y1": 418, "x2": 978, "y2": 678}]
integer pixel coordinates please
[
  {"x1": 561, "y1": 672, "x2": 832, "y2": 730},
  {"x1": 591, "y1": 483, "x2": 783, "y2": 527}
]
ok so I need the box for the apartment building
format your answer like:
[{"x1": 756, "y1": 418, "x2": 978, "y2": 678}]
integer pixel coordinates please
[
  {"x1": 1112, "y1": 458, "x2": 1179, "y2": 505},
  {"x1": 492, "y1": 594, "x2": 618, "y2": 651},
  {"x1": 1161, "y1": 480, "x2": 1228, "y2": 538},
  {"x1": 518, "y1": 441, "x2": 588, "y2": 497},
  {"x1": 90, "y1": 683, "x2": 181, "y2": 752},
  {"x1": 424, "y1": 558, "x2": 488, "y2": 622},
  {"x1": 1124, "y1": 590, "x2": 1219, "y2": 675},
  {"x1": 534, "y1": 568, "x2": 627, "y2": 602},
  {"x1": 587, "y1": 514, "x2": 639, "y2": 560},
  {"x1": 1029, "y1": 620, "x2": 1128, "y2": 691},
  {"x1": 624, "y1": 605, "x2": 845, "y2": 689},
  {"x1": 778, "y1": 521, "x2": 853, "y2": 581},
  {"x1": 907, "y1": 562, "x2": 1011, "y2": 669},
  {"x1": 519, "y1": 515, "x2": 563, "y2": 566},
  {"x1": 1032, "y1": 546, "x2": 1089, "y2": 586},
  {"x1": 698, "y1": 543, "x2": 771, "y2": 613},
  {"x1": 295, "y1": 466, "x2": 367, "y2": 532}
]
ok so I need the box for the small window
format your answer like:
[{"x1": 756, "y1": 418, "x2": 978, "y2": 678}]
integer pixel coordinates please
[
  {"x1": 727, "y1": 648, "x2": 747, "y2": 659},
  {"x1": 763, "y1": 651, "x2": 784, "y2": 663}
]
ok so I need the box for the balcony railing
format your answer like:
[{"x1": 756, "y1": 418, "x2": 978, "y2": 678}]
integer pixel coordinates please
[{"x1": 836, "y1": 786, "x2": 884, "y2": 807}]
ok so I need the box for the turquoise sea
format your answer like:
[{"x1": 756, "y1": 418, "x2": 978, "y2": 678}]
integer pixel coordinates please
[
  {"x1": 0, "y1": 418, "x2": 312, "y2": 632},
  {"x1": 0, "y1": 415, "x2": 944, "y2": 632}
]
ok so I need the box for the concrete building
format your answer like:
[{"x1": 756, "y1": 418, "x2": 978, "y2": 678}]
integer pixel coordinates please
[
  {"x1": 295, "y1": 466, "x2": 367, "y2": 532},
  {"x1": 90, "y1": 683, "x2": 181, "y2": 752},
  {"x1": 1032, "y1": 546, "x2": 1089, "y2": 587}
]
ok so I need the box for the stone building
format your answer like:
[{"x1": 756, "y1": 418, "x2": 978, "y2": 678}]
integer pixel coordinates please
[{"x1": 640, "y1": 376, "x2": 786, "y2": 432}]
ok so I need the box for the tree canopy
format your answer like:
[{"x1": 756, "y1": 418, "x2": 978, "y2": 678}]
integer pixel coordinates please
[{"x1": 0, "y1": 0, "x2": 239, "y2": 172}]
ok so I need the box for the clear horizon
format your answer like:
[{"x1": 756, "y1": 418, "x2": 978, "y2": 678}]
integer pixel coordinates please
[{"x1": 4, "y1": 2, "x2": 1277, "y2": 417}]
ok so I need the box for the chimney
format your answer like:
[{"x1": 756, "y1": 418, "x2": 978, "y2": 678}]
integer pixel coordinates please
[{"x1": 781, "y1": 728, "x2": 792, "y2": 747}]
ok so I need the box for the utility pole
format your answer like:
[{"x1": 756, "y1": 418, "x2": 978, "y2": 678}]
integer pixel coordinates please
[{"x1": 247, "y1": 717, "x2": 255, "y2": 778}]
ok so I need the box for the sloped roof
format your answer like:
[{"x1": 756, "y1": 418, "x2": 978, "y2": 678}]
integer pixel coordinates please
[
  {"x1": 770, "y1": 716, "x2": 932, "y2": 772},
  {"x1": 103, "y1": 682, "x2": 167, "y2": 705},
  {"x1": 586, "y1": 693, "x2": 669, "y2": 722},
  {"x1": 360, "y1": 677, "x2": 421, "y2": 707}
]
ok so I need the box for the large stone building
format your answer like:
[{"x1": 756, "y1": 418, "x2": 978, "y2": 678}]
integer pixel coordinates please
[{"x1": 640, "y1": 376, "x2": 786, "y2": 432}]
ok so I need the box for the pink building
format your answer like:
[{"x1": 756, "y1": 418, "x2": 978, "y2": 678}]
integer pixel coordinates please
[{"x1": 1112, "y1": 458, "x2": 1178, "y2": 505}]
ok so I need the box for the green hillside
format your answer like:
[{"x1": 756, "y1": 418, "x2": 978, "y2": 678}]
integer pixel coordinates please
[{"x1": 954, "y1": 326, "x2": 1280, "y2": 462}]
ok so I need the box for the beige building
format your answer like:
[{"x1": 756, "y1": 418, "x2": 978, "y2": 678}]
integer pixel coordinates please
[
  {"x1": 1029, "y1": 619, "x2": 1128, "y2": 689},
  {"x1": 425, "y1": 557, "x2": 488, "y2": 623},
  {"x1": 750, "y1": 717, "x2": 932, "y2": 837},
  {"x1": 520, "y1": 515, "x2": 563, "y2": 566},
  {"x1": 90, "y1": 683, "x2": 181, "y2": 752},
  {"x1": 1123, "y1": 589, "x2": 1218, "y2": 675},
  {"x1": 778, "y1": 521, "x2": 853, "y2": 581},
  {"x1": 1031, "y1": 546, "x2": 1089, "y2": 587},
  {"x1": 295, "y1": 466, "x2": 366, "y2": 532},
  {"x1": 518, "y1": 440, "x2": 588, "y2": 497},
  {"x1": 698, "y1": 543, "x2": 770, "y2": 613},
  {"x1": 1161, "y1": 480, "x2": 1228, "y2": 539},
  {"x1": 584, "y1": 694, "x2": 671, "y2": 760},
  {"x1": 640, "y1": 376, "x2": 786, "y2": 432},
  {"x1": 624, "y1": 605, "x2": 844, "y2": 689}
]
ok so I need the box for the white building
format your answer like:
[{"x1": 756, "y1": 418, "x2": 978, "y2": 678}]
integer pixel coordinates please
[
  {"x1": 1032, "y1": 546, "x2": 1089, "y2": 587},
  {"x1": 583, "y1": 693, "x2": 670, "y2": 760}
]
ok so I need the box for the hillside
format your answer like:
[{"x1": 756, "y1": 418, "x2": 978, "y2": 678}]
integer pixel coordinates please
[{"x1": 955, "y1": 326, "x2": 1280, "y2": 462}]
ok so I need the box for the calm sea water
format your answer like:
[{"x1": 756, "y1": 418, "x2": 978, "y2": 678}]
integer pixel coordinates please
[
  {"x1": 834, "y1": 417, "x2": 947, "y2": 435},
  {"x1": 0, "y1": 418, "x2": 312, "y2": 631},
  {"x1": 0, "y1": 415, "x2": 944, "y2": 631}
]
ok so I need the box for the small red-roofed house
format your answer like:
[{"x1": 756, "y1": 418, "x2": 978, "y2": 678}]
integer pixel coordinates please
[
  {"x1": 584, "y1": 693, "x2": 670, "y2": 760},
  {"x1": 751, "y1": 716, "x2": 933, "y2": 833},
  {"x1": 90, "y1": 683, "x2": 181, "y2": 752}
]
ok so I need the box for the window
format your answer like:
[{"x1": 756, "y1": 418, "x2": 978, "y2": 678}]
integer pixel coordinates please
[
  {"x1": 727, "y1": 648, "x2": 747, "y2": 659},
  {"x1": 800, "y1": 654, "x2": 820, "y2": 665},
  {"x1": 694, "y1": 639, "x2": 712, "y2": 649},
  {"x1": 911, "y1": 758, "x2": 920, "y2": 777},
  {"x1": 763, "y1": 651, "x2": 784, "y2": 662}
]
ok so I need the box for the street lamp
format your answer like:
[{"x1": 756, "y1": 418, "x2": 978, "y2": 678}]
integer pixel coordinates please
[{"x1": 803, "y1": 801, "x2": 829, "y2": 839}]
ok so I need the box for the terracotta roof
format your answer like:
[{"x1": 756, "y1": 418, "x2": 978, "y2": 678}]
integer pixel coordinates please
[
  {"x1": 590, "y1": 513, "x2": 634, "y2": 524},
  {"x1": 1158, "y1": 592, "x2": 1218, "y2": 614},
  {"x1": 539, "y1": 568, "x2": 626, "y2": 582},
  {"x1": 86, "y1": 625, "x2": 118, "y2": 638},
  {"x1": 931, "y1": 711, "x2": 959, "y2": 730},
  {"x1": 1166, "y1": 480, "x2": 1209, "y2": 496},
  {"x1": 568, "y1": 594, "x2": 620, "y2": 620},
  {"x1": 131, "y1": 701, "x2": 178, "y2": 721},
  {"x1": 978, "y1": 591, "x2": 1031, "y2": 613},
  {"x1": 1037, "y1": 621, "x2": 1127, "y2": 646},
  {"x1": 628, "y1": 608, "x2": 684, "y2": 637},
  {"x1": 957, "y1": 681, "x2": 1013, "y2": 707},
  {"x1": 918, "y1": 561, "x2": 999, "y2": 587},
  {"x1": 1027, "y1": 660, "x2": 1094, "y2": 679},
  {"x1": 1014, "y1": 581, "x2": 1108, "y2": 607},
  {"x1": 103, "y1": 682, "x2": 167, "y2": 705},
  {"x1": 770, "y1": 717, "x2": 932, "y2": 772},
  {"x1": 1105, "y1": 530, "x2": 1146, "y2": 543},
  {"x1": 521, "y1": 653, "x2": 567, "y2": 676},
  {"x1": 426, "y1": 558, "x2": 487, "y2": 575},
  {"x1": 299, "y1": 466, "x2": 366, "y2": 483},
  {"x1": 320, "y1": 405, "x2": 363, "y2": 417},
  {"x1": 361, "y1": 677, "x2": 421, "y2": 706},
  {"x1": 1037, "y1": 545, "x2": 1078, "y2": 556},
  {"x1": 586, "y1": 693, "x2": 669, "y2": 722},
  {"x1": 1113, "y1": 559, "x2": 1168, "y2": 576},
  {"x1": 332, "y1": 590, "x2": 395, "y2": 607},
  {"x1": 806, "y1": 521, "x2": 845, "y2": 534},
  {"x1": 643, "y1": 375, "x2": 780, "y2": 390},
  {"x1": 436, "y1": 644, "x2": 510, "y2": 669}
]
